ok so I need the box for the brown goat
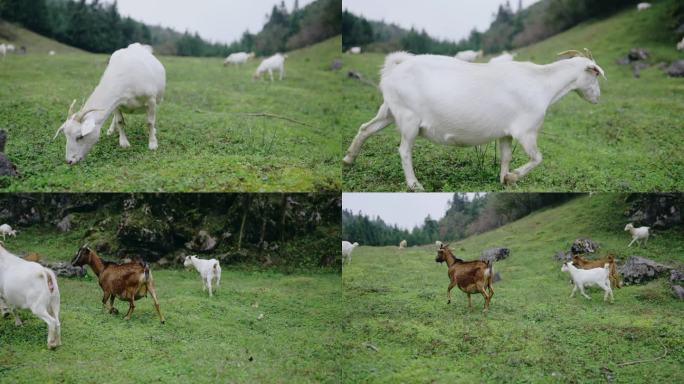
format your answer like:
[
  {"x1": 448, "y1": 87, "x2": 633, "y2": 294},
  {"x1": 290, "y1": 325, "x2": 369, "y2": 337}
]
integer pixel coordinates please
[
  {"x1": 435, "y1": 244, "x2": 494, "y2": 312},
  {"x1": 71, "y1": 245, "x2": 165, "y2": 323},
  {"x1": 572, "y1": 254, "x2": 621, "y2": 289}
]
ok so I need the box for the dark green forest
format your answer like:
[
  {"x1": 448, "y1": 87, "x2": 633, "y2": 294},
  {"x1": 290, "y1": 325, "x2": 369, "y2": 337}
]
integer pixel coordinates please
[
  {"x1": 0, "y1": 0, "x2": 341, "y2": 56},
  {"x1": 342, "y1": 0, "x2": 684, "y2": 53},
  {"x1": 342, "y1": 193, "x2": 577, "y2": 246}
]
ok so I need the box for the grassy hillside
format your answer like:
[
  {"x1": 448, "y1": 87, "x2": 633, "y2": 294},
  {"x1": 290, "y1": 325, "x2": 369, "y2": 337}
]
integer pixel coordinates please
[
  {"x1": 341, "y1": 1, "x2": 684, "y2": 192},
  {"x1": 0, "y1": 225, "x2": 341, "y2": 383},
  {"x1": 0, "y1": 33, "x2": 342, "y2": 192},
  {"x1": 342, "y1": 194, "x2": 684, "y2": 383},
  {"x1": 0, "y1": 22, "x2": 83, "y2": 54}
]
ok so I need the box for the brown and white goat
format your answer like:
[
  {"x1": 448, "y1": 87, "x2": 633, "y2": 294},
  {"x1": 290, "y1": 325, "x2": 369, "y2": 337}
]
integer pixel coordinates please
[
  {"x1": 572, "y1": 254, "x2": 621, "y2": 289},
  {"x1": 71, "y1": 245, "x2": 165, "y2": 323},
  {"x1": 435, "y1": 244, "x2": 494, "y2": 312}
]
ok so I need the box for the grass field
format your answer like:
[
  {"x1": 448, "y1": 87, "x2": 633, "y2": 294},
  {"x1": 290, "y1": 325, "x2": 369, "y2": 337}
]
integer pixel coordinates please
[
  {"x1": 0, "y1": 25, "x2": 341, "y2": 192},
  {"x1": 342, "y1": 194, "x2": 684, "y2": 383},
  {"x1": 341, "y1": 1, "x2": 684, "y2": 192},
  {"x1": 0, "y1": 228, "x2": 341, "y2": 383}
]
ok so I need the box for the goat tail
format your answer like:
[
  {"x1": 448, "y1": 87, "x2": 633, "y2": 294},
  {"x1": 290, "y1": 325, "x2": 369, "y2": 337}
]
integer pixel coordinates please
[
  {"x1": 42, "y1": 268, "x2": 58, "y2": 295},
  {"x1": 381, "y1": 51, "x2": 413, "y2": 78},
  {"x1": 143, "y1": 263, "x2": 150, "y2": 282}
]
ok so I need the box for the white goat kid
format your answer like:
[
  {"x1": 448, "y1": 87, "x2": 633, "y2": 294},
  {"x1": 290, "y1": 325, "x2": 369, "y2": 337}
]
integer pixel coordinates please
[
  {"x1": 624, "y1": 223, "x2": 650, "y2": 247},
  {"x1": 341, "y1": 241, "x2": 359, "y2": 264},
  {"x1": 637, "y1": 3, "x2": 651, "y2": 11},
  {"x1": 0, "y1": 243, "x2": 61, "y2": 349},
  {"x1": 561, "y1": 262, "x2": 613, "y2": 303},
  {"x1": 343, "y1": 49, "x2": 605, "y2": 191},
  {"x1": 0, "y1": 224, "x2": 17, "y2": 240},
  {"x1": 184, "y1": 255, "x2": 221, "y2": 297},
  {"x1": 254, "y1": 53, "x2": 286, "y2": 81},
  {"x1": 224, "y1": 52, "x2": 255, "y2": 66},
  {"x1": 53, "y1": 42, "x2": 166, "y2": 164}
]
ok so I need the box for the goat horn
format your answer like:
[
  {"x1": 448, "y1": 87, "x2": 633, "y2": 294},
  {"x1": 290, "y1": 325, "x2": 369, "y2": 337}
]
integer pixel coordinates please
[
  {"x1": 75, "y1": 108, "x2": 103, "y2": 123},
  {"x1": 583, "y1": 48, "x2": 594, "y2": 61},
  {"x1": 53, "y1": 124, "x2": 65, "y2": 140},
  {"x1": 557, "y1": 50, "x2": 584, "y2": 58},
  {"x1": 67, "y1": 99, "x2": 78, "y2": 118}
]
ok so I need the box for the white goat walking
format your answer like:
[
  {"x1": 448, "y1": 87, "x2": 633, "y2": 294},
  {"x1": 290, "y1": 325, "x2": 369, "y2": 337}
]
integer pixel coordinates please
[
  {"x1": 254, "y1": 53, "x2": 286, "y2": 81},
  {"x1": 624, "y1": 223, "x2": 650, "y2": 247},
  {"x1": 184, "y1": 255, "x2": 221, "y2": 297},
  {"x1": 561, "y1": 262, "x2": 613, "y2": 303},
  {"x1": 53, "y1": 42, "x2": 166, "y2": 164},
  {"x1": 0, "y1": 243, "x2": 61, "y2": 349},
  {"x1": 343, "y1": 49, "x2": 605, "y2": 191},
  {"x1": 341, "y1": 241, "x2": 359, "y2": 264}
]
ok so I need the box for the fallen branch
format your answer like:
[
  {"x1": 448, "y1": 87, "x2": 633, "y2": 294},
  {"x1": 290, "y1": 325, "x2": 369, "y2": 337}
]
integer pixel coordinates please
[
  {"x1": 362, "y1": 342, "x2": 379, "y2": 352},
  {"x1": 616, "y1": 341, "x2": 668, "y2": 367},
  {"x1": 232, "y1": 112, "x2": 314, "y2": 128}
]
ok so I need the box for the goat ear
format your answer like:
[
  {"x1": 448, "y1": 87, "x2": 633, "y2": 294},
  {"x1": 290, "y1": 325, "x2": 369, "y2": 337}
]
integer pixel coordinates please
[
  {"x1": 80, "y1": 119, "x2": 96, "y2": 137},
  {"x1": 586, "y1": 66, "x2": 600, "y2": 76}
]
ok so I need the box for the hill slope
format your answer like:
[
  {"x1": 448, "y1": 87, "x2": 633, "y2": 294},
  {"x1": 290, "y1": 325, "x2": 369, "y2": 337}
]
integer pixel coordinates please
[
  {"x1": 341, "y1": 0, "x2": 684, "y2": 192},
  {"x1": 0, "y1": 31, "x2": 341, "y2": 192},
  {"x1": 0, "y1": 21, "x2": 83, "y2": 54},
  {"x1": 342, "y1": 194, "x2": 683, "y2": 382}
]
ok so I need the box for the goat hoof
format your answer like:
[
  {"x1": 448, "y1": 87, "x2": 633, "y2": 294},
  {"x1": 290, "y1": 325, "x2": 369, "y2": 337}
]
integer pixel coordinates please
[
  {"x1": 408, "y1": 182, "x2": 425, "y2": 192},
  {"x1": 342, "y1": 155, "x2": 354, "y2": 166},
  {"x1": 503, "y1": 172, "x2": 518, "y2": 185}
]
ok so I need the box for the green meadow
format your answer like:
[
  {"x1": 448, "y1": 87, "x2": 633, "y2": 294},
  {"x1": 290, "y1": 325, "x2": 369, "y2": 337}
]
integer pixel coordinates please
[
  {"x1": 0, "y1": 25, "x2": 341, "y2": 192},
  {"x1": 342, "y1": 195, "x2": 684, "y2": 383}
]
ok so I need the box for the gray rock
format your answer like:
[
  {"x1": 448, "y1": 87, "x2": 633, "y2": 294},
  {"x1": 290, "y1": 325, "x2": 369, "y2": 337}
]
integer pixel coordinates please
[
  {"x1": 56, "y1": 214, "x2": 73, "y2": 232},
  {"x1": 619, "y1": 256, "x2": 672, "y2": 285},
  {"x1": 331, "y1": 59, "x2": 343, "y2": 71},
  {"x1": 666, "y1": 60, "x2": 684, "y2": 77},
  {"x1": 672, "y1": 285, "x2": 684, "y2": 300},
  {"x1": 480, "y1": 247, "x2": 510, "y2": 262},
  {"x1": 554, "y1": 250, "x2": 572, "y2": 261},
  {"x1": 185, "y1": 230, "x2": 217, "y2": 252},
  {"x1": 627, "y1": 48, "x2": 649, "y2": 61},
  {"x1": 156, "y1": 257, "x2": 170, "y2": 268},
  {"x1": 492, "y1": 272, "x2": 502, "y2": 283},
  {"x1": 670, "y1": 269, "x2": 684, "y2": 284},
  {"x1": 41, "y1": 262, "x2": 86, "y2": 278},
  {"x1": 570, "y1": 238, "x2": 599, "y2": 255}
]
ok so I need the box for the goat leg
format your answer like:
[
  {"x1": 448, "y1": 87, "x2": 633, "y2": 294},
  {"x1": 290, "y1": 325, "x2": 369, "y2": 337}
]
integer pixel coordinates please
[
  {"x1": 447, "y1": 281, "x2": 457, "y2": 304},
  {"x1": 147, "y1": 280, "x2": 165, "y2": 324},
  {"x1": 123, "y1": 298, "x2": 135, "y2": 320}
]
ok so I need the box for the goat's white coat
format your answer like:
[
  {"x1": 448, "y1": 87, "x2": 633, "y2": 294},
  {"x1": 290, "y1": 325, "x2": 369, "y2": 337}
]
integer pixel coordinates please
[
  {"x1": 224, "y1": 52, "x2": 255, "y2": 66},
  {"x1": 6, "y1": 44, "x2": 15, "y2": 53},
  {"x1": 561, "y1": 262, "x2": 613, "y2": 302},
  {"x1": 48, "y1": 50, "x2": 56, "y2": 56},
  {"x1": 0, "y1": 243, "x2": 61, "y2": 348},
  {"x1": 341, "y1": 241, "x2": 359, "y2": 264},
  {"x1": 343, "y1": 52, "x2": 605, "y2": 190},
  {"x1": 0, "y1": 224, "x2": 17, "y2": 240},
  {"x1": 399, "y1": 239, "x2": 407, "y2": 249},
  {"x1": 677, "y1": 37, "x2": 684, "y2": 51},
  {"x1": 637, "y1": 3, "x2": 651, "y2": 11},
  {"x1": 454, "y1": 50, "x2": 483, "y2": 62},
  {"x1": 184, "y1": 255, "x2": 221, "y2": 297},
  {"x1": 254, "y1": 53, "x2": 286, "y2": 81},
  {"x1": 348, "y1": 47, "x2": 361, "y2": 54},
  {"x1": 0, "y1": 44, "x2": 6, "y2": 58},
  {"x1": 624, "y1": 223, "x2": 650, "y2": 247},
  {"x1": 54, "y1": 42, "x2": 166, "y2": 164}
]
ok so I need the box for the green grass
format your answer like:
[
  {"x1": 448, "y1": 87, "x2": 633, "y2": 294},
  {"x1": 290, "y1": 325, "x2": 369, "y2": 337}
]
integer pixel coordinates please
[
  {"x1": 342, "y1": 194, "x2": 684, "y2": 383},
  {"x1": 0, "y1": 25, "x2": 342, "y2": 192},
  {"x1": 0, "y1": 229, "x2": 341, "y2": 383},
  {"x1": 341, "y1": 1, "x2": 684, "y2": 191}
]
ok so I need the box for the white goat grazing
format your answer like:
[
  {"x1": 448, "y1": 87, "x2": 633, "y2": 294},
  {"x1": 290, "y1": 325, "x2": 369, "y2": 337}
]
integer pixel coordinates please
[
  {"x1": 0, "y1": 224, "x2": 17, "y2": 240},
  {"x1": 48, "y1": 50, "x2": 56, "y2": 56},
  {"x1": 343, "y1": 49, "x2": 605, "y2": 191},
  {"x1": 184, "y1": 255, "x2": 221, "y2": 297},
  {"x1": 53, "y1": 42, "x2": 166, "y2": 164},
  {"x1": 254, "y1": 53, "x2": 286, "y2": 81},
  {"x1": 341, "y1": 241, "x2": 359, "y2": 264},
  {"x1": 224, "y1": 52, "x2": 255, "y2": 66},
  {"x1": 399, "y1": 239, "x2": 407, "y2": 249},
  {"x1": 489, "y1": 51, "x2": 517, "y2": 63},
  {"x1": 677, "y1": 37, "x2": 684, "y2": 51},
  {"x1": 637, "y1": 3, "x2": 651, "y2": 11},
  {"x1": 454, "y1": 50, "x2": 483, "y2": 62},
  {"x1": 624, "y1": 223, "x2": 650, "y2": 247},
  {"x1": 0, "y1": 44, "x2": 6, "y2": 58},
  {"x1": 561, "y1": 262, "x2": 613, "y2": 303},
  {"x1": 0, "y1": 243, "x2": 61, "y2": 349},
  {"x1": 348, "y1": 47, "x2": 361, "y2": 54},
  {"x1": 6, "y1": 44, "x2": 15, "y2": 53}
]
